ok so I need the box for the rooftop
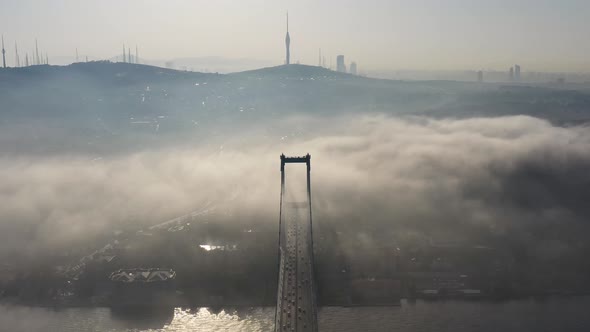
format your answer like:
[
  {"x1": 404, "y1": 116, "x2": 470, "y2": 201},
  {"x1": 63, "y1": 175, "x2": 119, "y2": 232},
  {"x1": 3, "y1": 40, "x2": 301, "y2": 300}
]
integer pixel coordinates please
[{"x1": 109, "y1": 268, "x2": 176, "y2": 283}]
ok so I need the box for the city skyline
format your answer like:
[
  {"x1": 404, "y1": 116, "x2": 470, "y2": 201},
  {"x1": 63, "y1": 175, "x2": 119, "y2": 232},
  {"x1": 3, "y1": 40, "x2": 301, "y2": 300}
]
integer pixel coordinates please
[
  {"x1": 1, "y1": 0, "x2": 590, "y2": 72},
  {"x1": 0, "y1": 34, "x2": 582, "y2": 83}
]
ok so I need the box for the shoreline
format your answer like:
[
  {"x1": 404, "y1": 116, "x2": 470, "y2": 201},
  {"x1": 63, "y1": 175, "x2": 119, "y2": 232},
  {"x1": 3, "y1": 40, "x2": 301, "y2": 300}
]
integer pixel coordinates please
[{"x1": 3, "y1": 293, "x2": 590, "y2": 309}]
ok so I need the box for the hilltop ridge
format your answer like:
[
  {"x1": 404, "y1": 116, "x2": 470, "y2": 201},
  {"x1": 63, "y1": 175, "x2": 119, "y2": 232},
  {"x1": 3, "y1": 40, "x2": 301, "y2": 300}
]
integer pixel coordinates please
[
  {"x1": 230, "y1": 64, "x2": 353, "y2": 79},
  {"x1": 0, "y1": 61, "x2": 357, "y2": 85}
]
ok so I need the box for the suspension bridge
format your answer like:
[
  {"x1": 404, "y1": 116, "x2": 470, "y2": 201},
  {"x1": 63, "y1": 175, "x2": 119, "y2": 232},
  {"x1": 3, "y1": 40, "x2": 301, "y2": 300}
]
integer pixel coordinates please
[{"x1": 275, "y1": 154, "x2": 319, "y2": 332}]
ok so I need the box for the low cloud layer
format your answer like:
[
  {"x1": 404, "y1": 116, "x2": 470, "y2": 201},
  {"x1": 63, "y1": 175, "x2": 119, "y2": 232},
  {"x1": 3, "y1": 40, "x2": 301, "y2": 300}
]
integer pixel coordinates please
[{"x1": 2, "y1": 115, "x2": 590, "y2": 260}]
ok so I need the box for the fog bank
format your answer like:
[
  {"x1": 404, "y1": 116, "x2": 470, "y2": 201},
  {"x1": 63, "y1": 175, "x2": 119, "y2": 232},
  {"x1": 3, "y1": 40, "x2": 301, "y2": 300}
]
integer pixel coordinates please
[{"x1": 1, "y1": 115, "x2": 589, "y2": 261}]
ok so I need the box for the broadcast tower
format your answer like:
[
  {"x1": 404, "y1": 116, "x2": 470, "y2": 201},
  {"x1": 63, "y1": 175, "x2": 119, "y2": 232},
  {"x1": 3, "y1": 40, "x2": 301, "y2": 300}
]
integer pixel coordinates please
[{"x1": 285, "y1": 12, "x2": 290, "y2": 65}]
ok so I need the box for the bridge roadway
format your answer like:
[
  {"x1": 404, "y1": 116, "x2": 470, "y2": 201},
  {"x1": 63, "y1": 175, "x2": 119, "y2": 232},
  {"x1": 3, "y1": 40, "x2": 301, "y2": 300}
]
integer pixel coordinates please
[{"x1": 276, "y1": 155, "x2": 318, "y2": 332}]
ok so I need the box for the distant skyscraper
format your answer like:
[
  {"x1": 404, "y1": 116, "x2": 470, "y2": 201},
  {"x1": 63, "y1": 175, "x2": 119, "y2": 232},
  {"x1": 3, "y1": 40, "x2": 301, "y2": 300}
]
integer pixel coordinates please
[
  {"x1": 350, "y1": 62, "x2": 357, "y2": 75},
  {"x1": 509, "y1": 66, "x2": 514, "y2": 81},
  {"x1": 136, "y1": 46, "x2": 139, "y2": 65},
  {"x1": 477, "y1": 70, "x2": 483, "y2": 83},
  {"x1": 1, "y1": 35, "x2": 6, "y2": 68},
  {"x1": 122, "y1": 44, "x2": 126, "y2": 63},
  {"x1": 336, "y1": 55, "x2": 346, "y2": 73},
  {"x1": 25, "y1": 53, "x2": 29, "y2": 67},
  {"x1": 285, "y1": 12, "x2": 290, "y2": 65},
  {"x1": 319, "y1": 48, "x2": 321, "y2": 67},
  {"x1": 514, "y1": 64, "x2": 521, "y2": 81},
  {"x1": 76, "y1": 48, "x2": 79, "y2": 62}
]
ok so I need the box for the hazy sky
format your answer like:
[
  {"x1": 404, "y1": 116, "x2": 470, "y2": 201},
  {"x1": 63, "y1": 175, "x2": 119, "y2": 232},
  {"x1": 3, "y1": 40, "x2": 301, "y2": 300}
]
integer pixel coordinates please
[{"x1": 1, "y1": 0, "x2": 589, "y2": 71}]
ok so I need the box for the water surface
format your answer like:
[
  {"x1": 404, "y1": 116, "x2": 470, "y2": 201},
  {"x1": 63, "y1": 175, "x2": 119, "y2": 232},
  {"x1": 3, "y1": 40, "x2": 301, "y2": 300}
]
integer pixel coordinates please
[{"x1": 1, "y1": 297, "x2": 590, "y2": 332}]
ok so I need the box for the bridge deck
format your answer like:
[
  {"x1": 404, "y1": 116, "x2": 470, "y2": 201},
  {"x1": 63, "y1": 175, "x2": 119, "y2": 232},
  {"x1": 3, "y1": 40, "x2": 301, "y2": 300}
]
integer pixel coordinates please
[{"x1": 276, "y1": 159, "x2": 317, "y2": 332}]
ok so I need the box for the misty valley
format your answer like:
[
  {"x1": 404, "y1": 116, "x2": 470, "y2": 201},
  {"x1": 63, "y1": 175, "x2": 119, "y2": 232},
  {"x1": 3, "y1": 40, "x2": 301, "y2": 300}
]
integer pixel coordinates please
[{"x1": 1, "y1": 62, "x2": 590, "y2": 331}]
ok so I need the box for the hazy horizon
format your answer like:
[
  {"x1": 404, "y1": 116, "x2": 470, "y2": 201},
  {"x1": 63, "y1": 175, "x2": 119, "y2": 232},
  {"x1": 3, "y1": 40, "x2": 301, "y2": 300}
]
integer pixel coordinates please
[
  {"x1": 2, "y1": 0, "x2": 590, "y2": 72},
  {"x1": 3, "y1": 4, "x2": 590, "y2": 329}
]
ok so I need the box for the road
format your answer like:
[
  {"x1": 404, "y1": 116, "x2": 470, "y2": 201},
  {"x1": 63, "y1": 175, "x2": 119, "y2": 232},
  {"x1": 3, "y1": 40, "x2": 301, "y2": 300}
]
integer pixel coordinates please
[{"x1": 276, "y1": 167, "x2": 317, "y2": 332}]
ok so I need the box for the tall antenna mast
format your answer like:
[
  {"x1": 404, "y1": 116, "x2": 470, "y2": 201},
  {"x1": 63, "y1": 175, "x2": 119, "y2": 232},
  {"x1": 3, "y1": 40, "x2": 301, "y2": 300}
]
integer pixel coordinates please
[
  {"x1": 15, "y1": 41, "x2": 20, "y2": 67},
  {"x1": 1, "y1": 35, "x2": 6, "y2": 68},
  {"x1": 128, "y1": 47, "x2": 131, "y2": 64},
  {"x1": 35, "y1": 38, "x2": 40, "y2": 65},
  {"x1": 285, "y1": 11, "x2": 291, "y2": 65}
]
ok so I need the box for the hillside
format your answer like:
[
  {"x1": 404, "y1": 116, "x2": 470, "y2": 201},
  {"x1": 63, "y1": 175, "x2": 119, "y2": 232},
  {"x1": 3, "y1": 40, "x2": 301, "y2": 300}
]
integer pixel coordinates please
[{"x1": 1, "y1": 62, "x2": 590, "y2": 155}]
